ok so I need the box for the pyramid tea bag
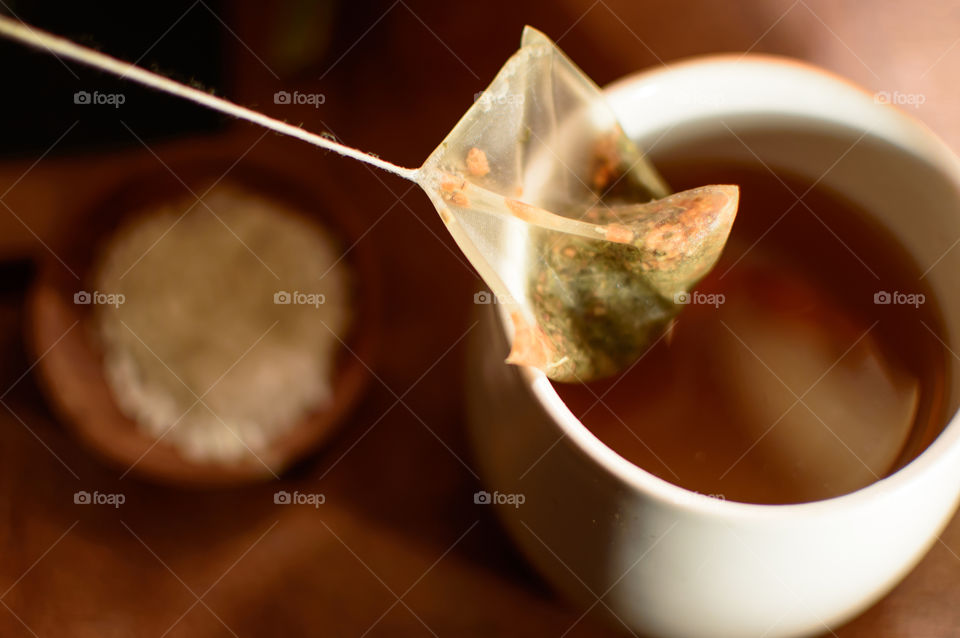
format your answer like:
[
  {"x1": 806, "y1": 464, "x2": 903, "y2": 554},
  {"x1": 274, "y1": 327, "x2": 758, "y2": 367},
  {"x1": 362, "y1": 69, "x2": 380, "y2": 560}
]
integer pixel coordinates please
[
  {"x1": 418, "y1": 28, "x2": 738, "y2": 381},
  {"x1": 0, "y1": 19, "x2": 738, "y2": 384}
]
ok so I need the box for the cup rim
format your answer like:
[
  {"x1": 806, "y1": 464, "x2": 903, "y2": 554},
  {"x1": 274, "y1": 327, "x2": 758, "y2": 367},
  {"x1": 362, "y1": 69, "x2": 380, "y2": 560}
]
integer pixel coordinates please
[{"x1": 506, "y1": 53, "x2": 960, "y2": 518}]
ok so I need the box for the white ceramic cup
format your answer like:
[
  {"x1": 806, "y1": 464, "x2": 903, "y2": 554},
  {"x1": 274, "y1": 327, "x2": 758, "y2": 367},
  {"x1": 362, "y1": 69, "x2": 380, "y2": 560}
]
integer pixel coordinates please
[{"x1": 466, "y1": 55, "x2": 960, "y2": 638}]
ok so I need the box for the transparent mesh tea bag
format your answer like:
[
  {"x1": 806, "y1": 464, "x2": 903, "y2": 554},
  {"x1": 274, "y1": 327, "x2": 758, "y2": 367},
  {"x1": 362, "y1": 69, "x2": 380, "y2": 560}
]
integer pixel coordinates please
[
  {"x1": 418, "y1": 28, "x2": 738, "y2": 381},
  {"x1": 0, "y1": 20, "x2": 739, "y2": 384}
]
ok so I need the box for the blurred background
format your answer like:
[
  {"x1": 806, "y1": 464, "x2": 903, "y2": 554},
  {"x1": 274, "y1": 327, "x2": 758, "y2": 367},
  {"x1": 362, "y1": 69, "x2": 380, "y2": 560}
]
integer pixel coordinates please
[{"x1": 0, "y1": 1, "x2": 958, "y2": 636}]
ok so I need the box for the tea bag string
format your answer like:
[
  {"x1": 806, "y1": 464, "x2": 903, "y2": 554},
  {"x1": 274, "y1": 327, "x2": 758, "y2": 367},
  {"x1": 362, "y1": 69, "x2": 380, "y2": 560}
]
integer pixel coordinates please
[{"x1": 0, "y1": 15, "x2": 420, "y2": 182}]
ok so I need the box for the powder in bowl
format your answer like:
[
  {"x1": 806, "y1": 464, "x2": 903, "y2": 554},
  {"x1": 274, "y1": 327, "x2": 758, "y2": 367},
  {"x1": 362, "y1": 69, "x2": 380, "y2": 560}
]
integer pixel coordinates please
[{"x1": 91, "y1": 183, "x2": 352, "y2": 464}]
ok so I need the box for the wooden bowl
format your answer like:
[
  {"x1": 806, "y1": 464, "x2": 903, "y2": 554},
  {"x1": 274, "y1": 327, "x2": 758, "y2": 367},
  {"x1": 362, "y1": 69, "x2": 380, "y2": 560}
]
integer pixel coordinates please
[{"x1": 27, "y1": 151, "x2": 379, "y2": 486}]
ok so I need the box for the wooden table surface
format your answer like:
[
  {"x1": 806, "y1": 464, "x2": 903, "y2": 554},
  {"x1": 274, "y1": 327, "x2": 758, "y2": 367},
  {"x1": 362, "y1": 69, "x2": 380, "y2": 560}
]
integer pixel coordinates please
[{"x1": 0, "y1": 1, "x2": 958, "y2": 635}]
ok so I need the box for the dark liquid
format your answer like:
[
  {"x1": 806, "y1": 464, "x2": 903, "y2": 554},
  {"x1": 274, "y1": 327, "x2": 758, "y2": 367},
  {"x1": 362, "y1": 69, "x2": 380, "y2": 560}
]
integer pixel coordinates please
[{"x1": 554, "y1": 162, "x2": 949, "y2": 504}]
